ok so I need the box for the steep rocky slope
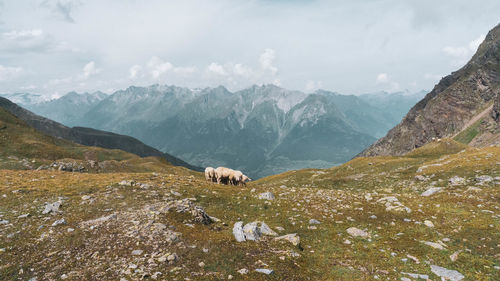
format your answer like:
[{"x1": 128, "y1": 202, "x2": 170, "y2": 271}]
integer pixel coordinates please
[
  {"x1": 360, "y1": 23, "x2": 500, "y2": 157},
  {"x1": 0, "y1": 97, "x2": 201, "y2": 171}
]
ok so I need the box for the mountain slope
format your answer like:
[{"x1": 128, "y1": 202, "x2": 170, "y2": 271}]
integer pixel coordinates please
[
  {"x1": 0, "y1": 97, "x2": 202, "y2": 171},
  {"x1": 12, "y1": 84, "x2": 424, "y2": 178},
  {"x1": 360, "y1": 23, "x2": 500, "y2": 157},
  {"x1": 23, "y1": 91, "x2": 107, "y2": 127}
]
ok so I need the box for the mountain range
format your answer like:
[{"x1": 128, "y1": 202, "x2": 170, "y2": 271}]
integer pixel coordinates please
[{"x1": 3, "y1": 86, "x2": 424, "y2": 178}]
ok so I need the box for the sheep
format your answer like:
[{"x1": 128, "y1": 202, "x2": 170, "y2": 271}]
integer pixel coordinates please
[
  {"x1": 240, "y1": 174, "x2": 252, "y2": 186},
  {"x1": 205, "y1": 167, "x2": 216, "y2": 182},
  {"x1": 214, "y1": 167, "x2": 251, "y2": 186},
  {"x1": 215, "y1": 167, "x2": 232, "y2": 185},
  {"x1": 230, "y1": 170, "x2": 244, "y2": 186}
]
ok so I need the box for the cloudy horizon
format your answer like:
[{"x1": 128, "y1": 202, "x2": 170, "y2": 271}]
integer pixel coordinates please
[{"x1": 0, "y1": 0, "x2": 499, "y2": 98}]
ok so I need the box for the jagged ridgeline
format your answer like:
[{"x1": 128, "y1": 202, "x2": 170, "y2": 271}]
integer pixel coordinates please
[
  {"x1": 360, "y1": 23, "x2": 500, "y2": 157},
  {"x1": 7, "y1": 85, "x2": 424, "y2": 178}
]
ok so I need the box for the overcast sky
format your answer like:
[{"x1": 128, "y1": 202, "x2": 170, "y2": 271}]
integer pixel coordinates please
[{"x1": 0, "y1": 0, "x2": 499, "y2": 98}]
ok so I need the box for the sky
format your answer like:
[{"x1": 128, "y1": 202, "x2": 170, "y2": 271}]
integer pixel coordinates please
[{"x1": 0, "y1": 0, "x2": 499, "y2": 98}]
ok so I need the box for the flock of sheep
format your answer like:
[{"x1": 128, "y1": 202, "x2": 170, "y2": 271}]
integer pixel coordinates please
[{"x1": 204, "y1": 167, "x2": 251, "y2": 186}]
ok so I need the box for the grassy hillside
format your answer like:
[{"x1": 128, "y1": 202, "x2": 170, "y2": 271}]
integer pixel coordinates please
[
  {"x1": 0, "y1": 137, "x2": 498, "y2": 280},
  {"x1": 0, "y1": 107, "x2": 181, "y2": 173}
]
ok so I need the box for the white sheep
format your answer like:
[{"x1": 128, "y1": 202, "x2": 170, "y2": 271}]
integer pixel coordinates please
[
  {"x1": 230, "y1": 170, "x2": 244, "y2": 186},
  {"x1": 215, "y1": 167, "x2": 232, "y2": 185},
  {"x1": 241, "y1": 174, "x2": 252, "y2": 186},
  {"x1": 205, "y1": 167, "x2": 216, "y2": 182}
]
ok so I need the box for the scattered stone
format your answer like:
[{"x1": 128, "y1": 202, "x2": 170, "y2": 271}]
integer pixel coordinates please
[
  {"x1": 163, "y1": 199, "x2": 213, "y2": 224},
  {"x1": 237, "y1": 268, "x2": 249, "y2": 275},
  {"x1": 309, "y1": 219, "x2": 321, "y2": 225},
  {"x1": 258, "y1": 222, "x2": 278, "y2": 236},
  {"x1": 369, "y1": 215, "x2": 377, "y2": 219},
  {"x1": 52, "y1": 218, "x2": 66, "y2": 226},
  {"x1": 422, "y1": 241, "x2": 445, "y2": 250},
  {"x1": 255, "y1": 268, "x2": 274, "y2": 275},
  {"x1": 17, "y1": 213, "x2": 30, "y2": 218},
  {"x1": 430, "y1": 265, "x2": 464, "y2": 281},
  {"x1": 449, "y1": 176, "x2": 465, "y2": 186},
  {"x1": 81, "y1": 195, "x2": 92, "y2": 200},
  {"x1": 275, "y1": 233, "x2": 300, "y2": 246},
  {"x1": 466, "y1": 186, "x2": 482, "y2": 192},
  {"x1": 42, "y1": 201, "x2": 62, "y2": 214},
  {"x1": 80, "y1": 213, "x2": 117, "y2": 228},
  {"x1": 233, "y1": 221, "x2": 245, "y2": 242},
  {"x1": 421, "y1": 187, "x2": 442, "y2": 197},
  {"x1": 243, "y1": 221, "x2": 261, "y2": 241},
  {"x1": 131, "y1": 250, "x2": 143, "y2": 256},
  {"x1": 475, "y1": 175, "x2": 492, "y2": 185},
  {"x1": 67, "y1": 228, "x2": 75, "y2": 232},
  {"x1": 119, "y1": 180, "x2": 135, "y2": 186},
  {"x1": 377, "y1": 196, "x2": 411, "y2": 213},
  {"x1": 424, "y1": 220, "x2": 434, "y2": 228},
  {"x1": 167, "y1": 253, "x2": 178, "y2": 263},
  {"x1": 343, "y1": 239, "x2": 352, "y2": 245},
  {"x1": 346, "y1": 227, "x2": 370, "y2": 238},
  {"x1": 198, "y1": 262, "x2": 205, "y2": 267},
  {"x1": 401, "y1": 272, "x2": 429, "y2": 280},
  {"x1": 415, "y1": 175, "x2": 429, "y2": 181},
  {"x1": 0, "y1": 220, "x2": 9, "y2": 225},
  {"x1": 450, "y1": 250, "x2": 462, "y2": 262},
  {"x1": 258, "y1": 192, "x2": 275, "y2": 200}
]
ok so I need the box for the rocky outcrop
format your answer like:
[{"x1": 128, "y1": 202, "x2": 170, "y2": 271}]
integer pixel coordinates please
[{"x1": 360, "y1": 23, "x2": 500, "y2": 157}]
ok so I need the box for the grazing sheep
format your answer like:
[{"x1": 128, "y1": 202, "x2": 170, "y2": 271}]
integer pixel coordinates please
[
  {"x1": 230, "y1": 170, "x2": 244, "y2": 186},
  {"x1": 215, "y1": 167, "x2": 232, "y2": 185},
  {"x1": 205, "y1": 167, "x2": 216, "y2": 182},
  {"x1": 241, "y1": 174, "x2": 252, "y2": 186}
]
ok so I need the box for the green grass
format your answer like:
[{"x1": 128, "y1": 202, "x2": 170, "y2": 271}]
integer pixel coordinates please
[{"x1": 454, "y1": 118, "x2": 482, "y2": 144}]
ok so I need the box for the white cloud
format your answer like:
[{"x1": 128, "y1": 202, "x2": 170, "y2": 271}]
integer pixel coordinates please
[
  {"x1": 305, "y1": 80, "x2": 323, "y2": 92},
  {"x1": 148, "y1": 56, "x2": 173, "y2": 79},
  {"x1": 259, "y1": 48, "x2": 278, "y2": 75},
  {"x1": 173, "y1": 66, "x2": 198, "y2": 75},
  {"x1": 0, "y1": 65, "x2": 22, "y2": 81},
  {"x1": 375, "y1": 73, "x2": 400, "y2": 92},
  {"x1": 375, "y1": 73, "x2": 389, "y2": 84},
  {"x1": 207, "y1": 62, "x2": 228, "y2": 76},
  {"x1": 128, "y1": 65, "x2": 142, "y2": 79},
  {"x1": 443, "y1": 34, "x2": 485, "y2": 66},
  {"x1": 82, "y1": 61, "x2": 101, "y2": 79}
]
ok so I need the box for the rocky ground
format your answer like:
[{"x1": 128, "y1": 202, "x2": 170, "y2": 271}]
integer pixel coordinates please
[{"x1": 0, "y1": 140, "x2": 499, "y2": 280}]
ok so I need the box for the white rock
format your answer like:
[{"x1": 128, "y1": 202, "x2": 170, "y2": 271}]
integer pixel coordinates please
[
  {"x1": 131, "y1": 249, "x2": 143, "y2": 256},
  {"x1": 52, "y1": 218, "x2": 66, "y2": 226},
  {"x1": 422, "y1": 241, "x2": 445, "y2": 250},
  {"x1": 243, "y1": 221, "x2": 262, "y2": 241},
  {"x1": 346, "y1": 227, "x2": 370, "y2": 238},
  {"x1": 258, "y1": 192, "x2": 275, "y2": 200},
  {"x1": 424, "y1": 220, "x2": 434, "y2": 228},
  {"x1": 430, "y1": 265, "x2": 464, "y2": 281},
  {"x1": 449, "y1": 176, "x2": 465, "y2": 186},
  {"x1": 255, "y1": 268, "x2": 274, "y2": 275},
  {"x1": 401, "y1": 272, "x2": 429, "y2": 280},
  {"x1": 275, "y1": 233, "x2": 300, "y2": 246},
  {"x1": 309, "y1": 219, "x2": 321, "y2": 225},
  {"x1": 237, "y1": 268, "x2": 249, "y2": 275},
  {"x1": 232, "y1": 221, "x2": 246, "y2": 242},
  {"x1": 421, "y1": 187, "x2": 442, "y2": 197}
]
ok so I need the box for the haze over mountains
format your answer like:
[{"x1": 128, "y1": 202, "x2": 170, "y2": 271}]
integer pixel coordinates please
[{"x1": 3, "y1": 86, "x2": 425, "y2": 178}]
